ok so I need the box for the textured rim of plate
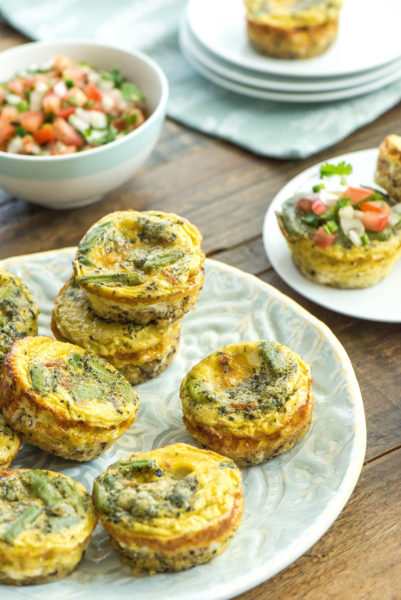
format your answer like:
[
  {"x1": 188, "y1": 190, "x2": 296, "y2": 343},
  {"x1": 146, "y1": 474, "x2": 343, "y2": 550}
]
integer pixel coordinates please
[
  {"x1": 186, "y1": 0, "x2": 401, "y2": 79},
  {"x1": 180, "y1": 25, "x2": 401, "y2": 104},
  {"x1": 0, "y1": 248, "x2": 366, "y2": 599},
  {"x1": 263, "y1": 147, "x2": 401, "y2": 323},
  {"x1": 182, "y1": 16, "x2": 401, "y2": 93}
]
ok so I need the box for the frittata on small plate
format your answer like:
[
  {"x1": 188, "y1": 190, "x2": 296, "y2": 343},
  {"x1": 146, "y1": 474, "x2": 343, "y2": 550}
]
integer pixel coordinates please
[
  {"x1": 276, "y1": 160, "x2": 401, "y2": 288},
  {"x1": 73, "y1": 210, "x2": 205, "y2": 324},
  {"x1": 245, "y1": 0, "x2": 342, "y2": 59},
  {"x1": 180, "y1": 340, "x2": 313, "y2": 466},
  {"x1": 0, "y1": 336, "x2": 139, "y2": 461},
  {"x1": 0, "y1": 412, "x2": 21, "y2": 468},
  {"x1": 51, "y1": 277, "x2": 182, "y2": 385},
  {"x1": 0, "y1": 269, "x2": 39, "y2": 366},
  {"x1": 0, "y1": 468, "x2": 97, "y2": 585},
  {"x1": 92, "y1": 443, "x2": 243, "y2": 574},
  {"x1": 375, "y1": 134, "x2": 401, "y2": 202}
]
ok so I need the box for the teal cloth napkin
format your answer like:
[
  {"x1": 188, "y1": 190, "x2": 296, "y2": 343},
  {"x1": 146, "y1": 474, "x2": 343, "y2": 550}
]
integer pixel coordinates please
[{"x1": 1, "y1": 0, "x2": 401, "y2": 159}]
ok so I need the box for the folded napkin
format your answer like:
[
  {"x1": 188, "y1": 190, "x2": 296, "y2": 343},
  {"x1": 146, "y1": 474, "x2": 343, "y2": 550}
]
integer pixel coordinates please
[{"x1": 1, "y1": 0, "x2": 401, "y2": 159}]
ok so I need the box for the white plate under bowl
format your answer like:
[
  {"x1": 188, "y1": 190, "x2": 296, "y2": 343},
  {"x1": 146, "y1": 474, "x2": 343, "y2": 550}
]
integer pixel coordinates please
[
  {"x1": 263, "y1": 148, "x2": 401, "y2": 322},
  {"x1": 187, "y1": 0, "x2": 401, "y2": 79},
  {"x1": 183, "y1": 16, "x2": 401, "y2": 93},
  {"x1": 0, "y1": 249, "x2": 365, "y2": 600},
  {"x1": 180, "y1": 27, "x2": 401, "y2": 104}
]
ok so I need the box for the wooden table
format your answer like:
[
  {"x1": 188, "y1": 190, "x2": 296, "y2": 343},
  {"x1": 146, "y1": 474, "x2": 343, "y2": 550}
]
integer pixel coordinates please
[{"x1": 1, "y1": 23, "x2": 400, "y2": 600}]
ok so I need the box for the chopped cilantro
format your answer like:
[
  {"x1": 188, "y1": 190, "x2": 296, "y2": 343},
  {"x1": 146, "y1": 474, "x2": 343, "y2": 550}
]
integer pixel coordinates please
[
  {"x1": 16, "y1": 100, "x2": 29, "y2": 113},
  {"x1": 15, "y1": 125, "x2": 26, "y2": 136},
  {"x1": 85, "y1": 99, "x2": 95, "y2": 108},
  {"x1": 360, "y1": 234, "x2": 369, "y2": 246},
  {"x1": 320, "y1": 161, "x2": 353, "y2": 179},
  {"x1": 125, "y1": 113, "x2": 138, "y2": 125},
  {"x1": 312, "y1": 183, "x2": 325, "y2": 193},
  {"x1": 337, "y1": 197, "x2": 352, "y2": 208},
  {"x1": 301, "y1": 211, "x2": 321, "y2": 227},
  {"x1": 63, "y1": 77, "x2": 74, "y2": 89},
  {"x1": 121, "y1": 81, "x2": 144, "y2": 102},
  {"x1": 100, "y1": 68, "x2": 123, "y2": 88},
  {"x1": 323, "y1": 221, "x2": 339, "y2": 233}
]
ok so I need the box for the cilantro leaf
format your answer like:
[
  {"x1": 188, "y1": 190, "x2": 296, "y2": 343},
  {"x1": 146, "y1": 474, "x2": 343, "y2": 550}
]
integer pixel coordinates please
[{"x1": 319, "y1": 161, "x2": 353, "y2": 179}]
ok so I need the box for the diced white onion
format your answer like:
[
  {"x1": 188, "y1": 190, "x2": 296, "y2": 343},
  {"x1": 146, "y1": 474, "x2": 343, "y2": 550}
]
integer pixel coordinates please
[
  {"x1": 102, "y1": 94, "x2": 114, "y2": 112},
  {"x1": 322, "y1": 175, "x2": 348, "y2": 193},
  {"x1": 340, "y1": 216, "x2": 365, "y2": 237},
  {"x1": 6, "y1": 136, "x2": 24, "y2": 154},
  {"x1": 320, "y1": 190, "x2": 339, "y2": 207},
  {"x1": 35, "y1": 82, "x2": 48, "y2": 94},
  {"x1": 348, "y1": 230, "x2": 362, "y2": 247},
  {"x1": 88, "y1": 71, "x2": 101, "y2": 84},
  {"x1": 30, "y1": 143, "x2": 41, "y2": 155},
  {"x1": 5, "y1": 93, "x2": 22, "y2": 105},
  {"x1": 75, "y1": 108, "x2": 92, "y2": 124},
  {"x1": 338, "y1": 205, "x2": 354, "y2": 219},
  {"x1": 391, "y1": 202, "x2": 401, "y2": 214},
  {"x1": 53, "y1": 80, "x2": 68, "y2": 97},
  {"x1": 389, "y1": 211, "x2": 401, "y2": 227},
  {"x1": 29, "y1": 91, "x2": 44, "y2": 112},
  {"x1": 99, "y1": 79, "x2": 114, "y2": 92},
  {"x1": 68, "y1": 114, "x2": 89, "y2": 133},
  {"x1": 89, "y1": 110, "x2": 107, "y2": 129}
]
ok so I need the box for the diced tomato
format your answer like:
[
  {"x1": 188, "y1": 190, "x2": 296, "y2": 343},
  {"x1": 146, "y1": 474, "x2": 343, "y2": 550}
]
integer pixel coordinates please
[
  {"x1": 0, "y1": 106, "x2": 19, "y2": 123},
  {"x1": 342, "y1": 186, "x2": 373, "y2": 205},
  {"x1": 0, "y1": 123, "x2": 15, "y2": 144},
  {"x1": 296, "y1": 198, "x2": 313, "y2": 212},
  {"x1": 43, "y1": 93, "x2": 61, "y2": 114},
  {"x1": 361, "y1": 211, "x2": 388, "y2": 232},
  {"x1": 34, "y1": 123, "x2": 54, "y2": 145},
  {"x1": 7, "y1": 78, "x2": 25, "y2": 97},
  {"x1": 360, "y1": 200, "x2": 391, "y2": 217},
  {"x1": 84, "y1": 82, "x2": 102, "y2": 102},
  {"x1": 20, "y1": 111, "x2": 44, "y2": 133},
  {"x1": 57, "y1": 106, "x2": 76, "y2": 119},
  {"x1": 313, "y1": 226, "x2": 338, "y2": 248},
  {"x1": 311, "y1": 197, "x2": 327, "y2": 215},
  {"x1": 53, "y1": 117, "x2": 83, "y2": 147}
]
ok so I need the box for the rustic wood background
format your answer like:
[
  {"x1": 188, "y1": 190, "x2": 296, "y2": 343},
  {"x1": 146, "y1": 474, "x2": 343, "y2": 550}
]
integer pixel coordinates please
[{"x1": 1, "y1": 23, "x2": 400, "y2": 600}]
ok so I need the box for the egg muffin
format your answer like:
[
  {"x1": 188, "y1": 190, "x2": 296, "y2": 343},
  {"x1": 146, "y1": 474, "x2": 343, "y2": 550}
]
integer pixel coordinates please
[
  {"x1": 245, "y1": 0, "x2": 342, "y2": 59},
  {"x1": 0, "y1": 270, "x2": 39, "y2": 366},
  {"x1": 92, "y1": 443, "x2": 243, "y2": 574},
  {"x1": 51, "y1": 277, "x2": 182, "y2": 385},
  {"x1": 180, "y1": 341, "x2": 313, "y2": 466},
  {"x1": 277, "y1": 160, "x2": 401, "y2": 288},
  {"x1": 0, "y1": 336, "x2": 139, "y2": 461},
  {"x1": 375, "y1": 134, "x2": 401, "y2": 202},
  {"x1": 0, "y1": 413, "x2": 21, "y2": 468},
  {"x1": 0, "y1": 468, "x2": 97, "y2": 585},
  {"x1": 73, "y1": 210, "x2": 205, "y2": 324}
]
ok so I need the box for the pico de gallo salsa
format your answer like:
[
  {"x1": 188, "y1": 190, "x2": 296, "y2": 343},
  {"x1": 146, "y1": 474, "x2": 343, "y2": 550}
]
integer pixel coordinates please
[
  {"x1": 0, "y1": 55, "x2": 147, "y2": 155},
  {"x1": 280, "y1": 161, "x2": 401, "y2": 249}
]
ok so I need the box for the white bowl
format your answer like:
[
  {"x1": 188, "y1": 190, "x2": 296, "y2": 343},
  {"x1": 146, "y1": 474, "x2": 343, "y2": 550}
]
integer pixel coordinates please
[{"x1": 0, "y1": 40, "x2": 169, "y2": 209}]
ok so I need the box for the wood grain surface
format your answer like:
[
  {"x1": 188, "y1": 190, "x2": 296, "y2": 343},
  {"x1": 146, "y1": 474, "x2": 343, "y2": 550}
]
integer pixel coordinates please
[{"x1": 1, "y1": 21, "x2": 400, "y2": 600}]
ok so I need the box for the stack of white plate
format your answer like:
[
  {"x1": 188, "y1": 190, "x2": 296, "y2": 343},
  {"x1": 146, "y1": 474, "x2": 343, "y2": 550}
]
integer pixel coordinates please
[{"x1": 180, "y1": 0, "x2": 401, "y2": 103}]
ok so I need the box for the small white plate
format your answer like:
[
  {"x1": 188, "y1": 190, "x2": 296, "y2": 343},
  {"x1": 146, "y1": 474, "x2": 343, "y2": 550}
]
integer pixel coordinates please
[
  {"x1": 263, "y1": 148, "x2": 401, "y2": 322},
  {"x1": 187, "y1": 0, "x2": 401, "y2": 79},
  {"x1": 0, "y1": 248, "x2": 365, "y2": 600},
  {"x1": 183, "y1": 16, "x2": 401, "y2": 93},
  {"x1": 180, "y1": 25, "x2": 401, "y2": 104}
]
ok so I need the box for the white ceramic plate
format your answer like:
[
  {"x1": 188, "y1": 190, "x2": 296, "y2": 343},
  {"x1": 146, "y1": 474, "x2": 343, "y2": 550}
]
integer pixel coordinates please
[
  {"x1": 0, "y1": 249, "x2": 366, "y2": 600},
  {"x1": 180, "y1": 27, "x2": 401, "y2": 104},
  {"x1": 263, "y1": 148, "x2": 401, "y2": 322},
  {"x1": 187, "y1": 0, "x2": 401, "y2": 79},
  {"x1": 182, "y1": 16, "x2": 401, "y2": 93}
]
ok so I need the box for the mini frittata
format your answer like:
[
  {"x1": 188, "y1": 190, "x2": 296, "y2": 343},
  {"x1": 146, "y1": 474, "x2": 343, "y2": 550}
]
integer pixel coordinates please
[
  {"x1": 245, "y1": 0, "x2": 342, "y2": 59},
  {"x1": 180, "y1": 341, "x2": 313, "y2": 466},
  {"x1": 0, "y1": 468, "x2": 97, "y2": 585},
  {"x1": 51, "y1": 277, "x2": 182, "y2": 385},
  {"x1": 375, "y1": 134, "x2": 401, "y2": 202},
  {"x1": 0, "y1": 413, "x2": 21, "y2": 468},
  {"x1": 92, "y1": 443, "x2": 243, "y2": 574},
  {"x1": 0, "y1": 336, "x2": 139, "y2": 461},
  {"x1": 73, "y1": 210, "x2": 205, "y2": 324},
  {"x1": 0, "y1": 270, "x2": 39, "y2": 366},
  {"x1": 276, "y1": 160, "x2": 401, "y2": 288}
]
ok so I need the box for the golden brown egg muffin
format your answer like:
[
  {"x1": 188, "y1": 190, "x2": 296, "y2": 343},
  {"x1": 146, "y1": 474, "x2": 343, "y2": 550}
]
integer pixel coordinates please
[
  {"x1": 277, "y1": 197, "x2": 401, "y2": 288},
  {"x1": 375, "y1": 134, "x2": 401, "y2": 202},
  {"x1": 73, "y1": 210, "x2": 205, "y2": 324},
  {"x1": 92, "y1": 443, "x2": 243, "y2": 574},
  {"x1": 0, "y1": 468, "x2": 97, "y2": 585},
  {"x1": 180, "y1": 341, "x2": 313, "y2": 466},
  {"x1": 51, "y1": 277, "x2": 182, "y2": 385},
  {"x1": 245, "y1": 0, "x2": 342, "y2": 59},
  {"x1": 0, "y1": 336, "x2": 139, "y2": 461},
  {"x1": 0, "y1": 270, "x2": 39, "y2": 366},
  {"x1": 0, "y1": 412, "x2": 21, "y2": 468}
]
